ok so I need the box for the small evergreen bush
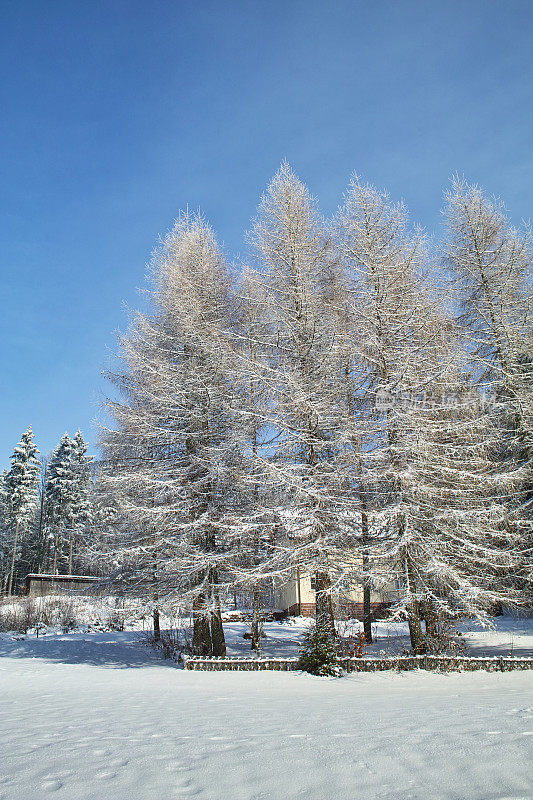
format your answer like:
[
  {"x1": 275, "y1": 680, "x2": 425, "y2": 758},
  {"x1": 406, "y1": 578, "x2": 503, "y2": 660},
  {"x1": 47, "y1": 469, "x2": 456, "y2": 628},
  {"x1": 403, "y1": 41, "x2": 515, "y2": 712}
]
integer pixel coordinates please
[{"x1": 297, "y1": 623, "x2": 341, "y2": 676}]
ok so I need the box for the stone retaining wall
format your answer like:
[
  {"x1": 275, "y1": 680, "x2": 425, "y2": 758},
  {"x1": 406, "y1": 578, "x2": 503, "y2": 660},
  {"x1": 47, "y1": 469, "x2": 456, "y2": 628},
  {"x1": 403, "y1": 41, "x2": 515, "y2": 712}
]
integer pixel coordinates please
[{"x1": 183, "y1": 655, "x2": 533, "y2": 672}]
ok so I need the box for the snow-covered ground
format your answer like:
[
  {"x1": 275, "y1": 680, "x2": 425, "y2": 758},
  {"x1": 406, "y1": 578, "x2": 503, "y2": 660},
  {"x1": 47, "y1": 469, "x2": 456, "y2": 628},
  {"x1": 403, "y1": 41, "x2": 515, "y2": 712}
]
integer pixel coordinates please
[
  {"x1": 1, "y1": 617, "x2": 533, "y2": 800},
  {"x1": 223, "y1": 615, "x2": 533, "y2": 659}
]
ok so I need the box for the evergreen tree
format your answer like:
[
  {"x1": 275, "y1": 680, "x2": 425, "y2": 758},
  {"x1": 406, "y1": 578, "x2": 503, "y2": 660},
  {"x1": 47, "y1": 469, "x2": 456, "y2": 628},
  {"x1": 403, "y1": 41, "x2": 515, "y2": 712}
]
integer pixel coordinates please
[
  {"x1": 297, "y1": 623, "x2": 340, "y2": 676},
  {"x1": 0, "y1": 469, "x2": 10, "y2": 593},
  {"x1": 46, "y1": 434, "x2": 78, "y2": 574},
  {"x1": 70, "y1": 430, "x2": 94, "y2": 572},
  {"x1": 32, "y1": 456, "x2": 51, "y2": 574},
  {"x1": 4, "y1": 427, "x2": 40, "y2": 594}
]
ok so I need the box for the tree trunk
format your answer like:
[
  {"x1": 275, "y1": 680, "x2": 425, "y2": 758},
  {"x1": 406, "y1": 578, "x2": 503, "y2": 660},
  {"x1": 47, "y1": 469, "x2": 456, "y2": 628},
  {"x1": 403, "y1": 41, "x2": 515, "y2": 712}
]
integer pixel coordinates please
[
  {"x1": 250, "y1": 587, "x2": 262, "y2": 652},
  {"x1": 153, "y1": 608, "x2": 161, "y2": 641},
  {"x1": 209, "y1": 572, "x2": 226, "y2": 657},
  {"x1": 362, "y1": 575, "x2": 372, "y2": 644},
  {"x1": 360, "y1": 505, "x2": 373, "y2": 644},
  {"x1": 52, "y1": 532, "x2": 60, "y2": 576},
  {"x1": 421, "y1": 600, "x2": 439, "y2": 638},
  {"x1": 404, "y1": 554, "x2": 426, "y2": 654},
  {"x1": 152, "y1": 556, "x2": 160, "y2": 640},
  {"x1": 35, "y1": 484, "x2": 47, "y2": 573},
  {"x1": 210, "y1": 608, "x2": 226, "y2": 657},
  {"x1": 68, "y1": 531, "x2": 74, "y2": 574},
  {"x1": 7, "y1": 522, "x2": 20, "y2": 596},
  {"x1": 192, "y1": 594, "x2": 212, "y2": 655},
  {"x1": 407, "y1": 609, "x2": 425, "y2": 654},
  {"x1": 315, "y1": 572, "x2": 336, "y2": 639}
]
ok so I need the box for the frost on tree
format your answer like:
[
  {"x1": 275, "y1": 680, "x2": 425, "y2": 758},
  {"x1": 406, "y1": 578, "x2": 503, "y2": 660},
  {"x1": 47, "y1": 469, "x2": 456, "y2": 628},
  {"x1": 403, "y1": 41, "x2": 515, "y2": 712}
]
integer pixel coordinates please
[
  {"x1": 96, "y1": 165, "x2": 533, "y2": 656},
  {"x1": 443, "y1": 180, "x2": 532, "y2": 611},
  {"x1": 100, "y1": 213, "x2": 244, "y2": 655},
  {"x1": 333, "y1": 175, "x2": 532, "y2": 651},
  {"x1": 244, "y1": 163, "x2": 362, "y2": 641},
  {"x1": 334, "y1": 175, "x2": 438, "y2": 651}
]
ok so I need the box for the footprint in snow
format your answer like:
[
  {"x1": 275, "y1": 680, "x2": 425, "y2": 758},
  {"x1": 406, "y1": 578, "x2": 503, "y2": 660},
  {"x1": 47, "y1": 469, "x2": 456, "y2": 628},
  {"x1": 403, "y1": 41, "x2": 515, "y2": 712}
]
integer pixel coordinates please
[
  {"x1": 96, "y1": 770, "x2": 117, "y2": 780},
  {"x1": 42, "y1": 778, "x2": 63, "y2": 792},
  {"x1": 174, "y1": 779, "x2": 201, "y2": 797},
  {"x1": 165, "y1": 762, "x2": 190, "y2": 773},
  {"x1": 108, "y1": 757, "x2": 130, "y2": 767}
]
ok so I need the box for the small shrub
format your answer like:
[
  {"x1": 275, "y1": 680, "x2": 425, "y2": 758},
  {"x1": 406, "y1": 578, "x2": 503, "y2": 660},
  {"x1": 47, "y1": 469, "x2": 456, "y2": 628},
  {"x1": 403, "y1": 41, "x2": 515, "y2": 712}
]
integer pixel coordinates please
[
  {"x1": 338, "y1": 630, "x2": 367, "y2": 658},
  {"x1": 58, "y1": 599, "x2": 77, "y2": 633},
  {"x1": 297, "y1": 624, "x2": 341, "y2": 676},
  {"x1": 106, "y1": 608, "x2": 125, "y2": 631},
  {"x1": 0, "y1": 597, "x2": 81, "y2": 634},
  {"x1": 0, "y1": 598, "x2": 40, "y2": 633},
  {"x1": 159, "y1": 629, "x2": 181, "y2": 661},
  {"x1": 39, "y1": 597, "x2": 62, "y2": 626},
  {"x1": 0, "y1": 603, "x2": 19, "y2": 633},
  {"x1": 148, "y1": 625, "x2": 191, "y2": 662},
  {"x1": 425, "y1": 617, "x2": 465, "y2": 655}
]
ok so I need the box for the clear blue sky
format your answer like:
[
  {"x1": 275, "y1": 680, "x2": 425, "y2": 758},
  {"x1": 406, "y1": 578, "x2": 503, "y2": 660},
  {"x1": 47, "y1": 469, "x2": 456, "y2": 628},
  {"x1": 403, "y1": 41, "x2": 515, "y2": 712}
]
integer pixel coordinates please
[{"x1": 1, "y1": 0, "x2": 532, "y2": 467}]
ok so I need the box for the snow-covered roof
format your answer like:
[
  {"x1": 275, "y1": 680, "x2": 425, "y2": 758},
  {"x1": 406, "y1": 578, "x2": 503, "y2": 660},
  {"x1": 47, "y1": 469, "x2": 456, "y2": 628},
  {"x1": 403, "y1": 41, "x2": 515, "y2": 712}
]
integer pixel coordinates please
[{"x1": 24, "y1": 574, "x2": 100, "y2": 582}]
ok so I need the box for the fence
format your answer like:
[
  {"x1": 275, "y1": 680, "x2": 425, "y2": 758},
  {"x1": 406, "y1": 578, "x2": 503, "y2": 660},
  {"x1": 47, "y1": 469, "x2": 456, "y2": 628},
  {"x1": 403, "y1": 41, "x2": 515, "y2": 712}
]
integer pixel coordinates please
[{"x1": 183, "y1": 654, "x2": 533, "y2": 672}]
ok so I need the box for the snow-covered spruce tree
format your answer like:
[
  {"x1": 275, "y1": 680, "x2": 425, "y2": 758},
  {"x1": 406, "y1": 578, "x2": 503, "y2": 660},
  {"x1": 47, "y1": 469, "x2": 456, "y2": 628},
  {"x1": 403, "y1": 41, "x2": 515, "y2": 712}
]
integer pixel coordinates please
[
  {"x1": 45, "y1": 434, "x2": 80, "y2": 574},
  {"x1": 4, "y1": 427, "x2": 40, "y2": 595},
  {"x1": 297, "y1": 622, "x2": 341, "y2": 676},
  {"x1": 30, "y1": 456, "x2": 52, "y2": 574},
  {"x1": 100, "y1": 212, "x2": 242, "y2": 655},
  {"x1": 443, "y1": 179, "x2": 533, "y2": 547},
  {"x1": 246, "y1": 163, "x2": 360, "y2": 641},
  {"x1": 69, "y1": 430, "x2": 94, "y2": 573},
  {"x1": 0, "y1": 470, "x2": 10, "y2": 593},
  {"x1": 42, "y1": 432, "x2": 94, "y2": 575}
]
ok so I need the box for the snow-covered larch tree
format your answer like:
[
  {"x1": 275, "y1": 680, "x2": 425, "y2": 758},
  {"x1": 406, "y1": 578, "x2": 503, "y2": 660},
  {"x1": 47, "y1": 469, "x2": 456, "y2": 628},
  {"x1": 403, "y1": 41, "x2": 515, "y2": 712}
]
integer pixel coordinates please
[
  {"x1": 335, "y1": 176, "x2": 532, "y2": 650},
  {"x1": 247, "y1": 163, "x2": 359, "y2": 639},
  {"x1": 100, "y1": 212, "x2": 242, "y2": 655},
  {"x1": 389, "y1": 326, "x2": 530, "y2": 639},
  {"x1": 443, "y1": 178, "x2": 532, "y2": 538},
  {"x1": 229, "y1": 265, "x2": 280, "y2": 650},
  {"x1": 334, "y1": 175, "x2": 447, "y2": 651}
]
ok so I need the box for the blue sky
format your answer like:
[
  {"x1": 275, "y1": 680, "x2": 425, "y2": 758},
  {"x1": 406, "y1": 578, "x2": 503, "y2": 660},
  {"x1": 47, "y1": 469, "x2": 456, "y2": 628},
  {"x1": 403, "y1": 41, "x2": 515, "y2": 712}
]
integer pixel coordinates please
[{"x1": 1, "y1": 0, "x2": 532, "y2": 467}]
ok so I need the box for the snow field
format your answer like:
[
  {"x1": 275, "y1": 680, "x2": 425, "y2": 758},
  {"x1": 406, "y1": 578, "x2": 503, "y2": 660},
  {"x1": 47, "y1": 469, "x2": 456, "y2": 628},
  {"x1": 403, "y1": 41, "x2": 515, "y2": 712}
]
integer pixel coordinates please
[{"x1": 1, "y1": 623, "x2": 533, "y2": 800}]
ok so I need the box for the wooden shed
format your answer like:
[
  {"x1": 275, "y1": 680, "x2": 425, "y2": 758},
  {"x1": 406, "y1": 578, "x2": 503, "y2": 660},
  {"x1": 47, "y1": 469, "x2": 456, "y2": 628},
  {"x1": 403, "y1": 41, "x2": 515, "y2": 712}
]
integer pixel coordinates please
[{"x1": 24, "y1": 573, "x2": 100, "y2": 597}]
